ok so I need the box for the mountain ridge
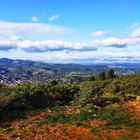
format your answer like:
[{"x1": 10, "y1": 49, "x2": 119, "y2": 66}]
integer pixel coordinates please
[{"x1": 0, "y1": 58, "x2": 140, "y2": 84}]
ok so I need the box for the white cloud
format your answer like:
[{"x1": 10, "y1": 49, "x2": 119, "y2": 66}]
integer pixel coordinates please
[
  {"x1": 1, "y1": 23, "x2": 140, "y2": 53},
  {"x1": 0, "y1": 21, "x2": 74, "y2": 37},
  {"x1": 10, "y1": 36, "x2": 21, "y2": 41},
  {"x1": 0, "y1": 36, "x2": 140, "y2": 52},
  {"x1": 1, "y1": 39, "x2": 140, "y2": 63},
  {"x1": 31, "y1": 49, "x2": 140, "y2": 63},
  {"x1": 90, "y1": 37, "x2": 140, "y2": 48},
  {"x1": 18, "y1": 40, "x2": 73, "y2": 52},
  {"x1": 49, "y1": 14, "x2": 60, "y2": 21},
  {"x1": 2, "y1": 49, "x2": 140, "y2": 63},
  {"x1": 131, "y1": 27, "x2": 140, "y2": 38},
  {"x1": 129, "y1": 22, "x2": 140, "y2": 38},
  {"x1": 129, "y1": 23, "x2": 140, "y2": 29},
  {"x1": 0, "y1": 40, "x2": 17, "y2": 50},
  {"x1": 91, "y1": 30, "x2": 110, "y2": 37},
  {"x1": 0, "y1": 39, "x2": 97, "y2": 52},
  {"x1": 31, "y1": 16, "x2": 38, "y2": 22}
]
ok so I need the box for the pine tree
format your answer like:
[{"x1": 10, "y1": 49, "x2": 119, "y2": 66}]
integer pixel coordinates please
[
  {"x1": 108, "y1": 69, "x2": 116, "y2": 79},
  {"x1": 89, "y1": 75, "x2": 96, "y2": 81},
  {"x1": 98, "y1": 70, "x2": 106, "y2": 80}
]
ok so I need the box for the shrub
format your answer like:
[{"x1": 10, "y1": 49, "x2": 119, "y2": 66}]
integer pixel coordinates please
[
  {"x1": 72, "y1": 83, "x2": 103, "y2": 109},
  {"x1": 10, "y1": 83, "x2": 79, "y2": 110},
  {"x1": 0, "y1": 84, "x2": 12, "y2": 113},
  {"x1": 0, "y1": 92, "x2": 12, "y2": 113},
  {"x1": 107, "y1": 69, "x2": 116, "y2": 79},
  {"x1": 98, "y1": 70, "x2": 106, "y2": 80}
]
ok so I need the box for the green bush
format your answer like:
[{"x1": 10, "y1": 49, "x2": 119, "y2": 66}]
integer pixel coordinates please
[
  {"x1": 72, "y1": 82, "x2": 104, "y2": 108},
  {"x1": 10, "y1": 83, "x2": 79, "y2": 110},
  {"x1": 0, "y1": 92, "x2": 12, "y2": 113},
  {"x1": 1, "y1": 74, "x2": 140, "y2": 117},
  {"x1": 0, "y1": 84, "x2": 12, "y2": 113}
]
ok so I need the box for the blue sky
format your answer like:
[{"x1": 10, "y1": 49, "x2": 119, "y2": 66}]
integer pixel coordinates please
[{"x1": 0, "y1": 0, "x2": 140, "y2": 63}]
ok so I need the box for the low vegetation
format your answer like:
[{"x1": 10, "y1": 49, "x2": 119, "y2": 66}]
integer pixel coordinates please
[{"x1": 0, "y1": 73, "x2": 140, "y2": 139}]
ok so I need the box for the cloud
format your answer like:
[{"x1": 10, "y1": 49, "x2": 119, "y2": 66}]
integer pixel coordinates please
[
  {"x1": 0, "y1": 39, "x2": 98, "y2": 52},
  {"x1": 129, "y1": 23, "x2": 140, "y2": 29},
  {"x1": 0, "y1": 40, "x2": 17, "y2": 50},
  {"x1": 1, "y1": 20, "x2": 140, "y2": 63},
  {"x1": 131, "y1": 27, "x2": 140, "y2": 38},
  {"x1": 31, "y1": 16, "x2": 38, "y2": 22},
  {"x1": 90, "y1": 37, "x2": 140, "y2": 48},
  {"x1": 129, "y1": 22, "x2": 140, "y2": 38},
  {"x1": 34, "y1": 50, "x2": 140, "y2": 63},
  {"x1": 18, "y1": 40, "x2": 74, "y2": 52},
  {"x1": 91, "y1": 30, "x2": 110, "y2": 37},
  {"x1": 0, "y1": 21, "x2": 74, "y2": 37},
  {"x1": 1, "y1": 39, "x2": 140, "y2": 64},
  {"x1": 1, "y1": 24, "x2": 140, "y2": 52},
  {"x1": 1, "y1": 36, "x2": 140, "y2": 52},
  {"x1": 49, "y1": 14, "x2": 60, "y2": 22},
  {"x1": 66, "y1": 50, "x2": 140, "y2": 63},
  {"x1": 10, "y1": 36, "x2": 22, "y2": 41}
]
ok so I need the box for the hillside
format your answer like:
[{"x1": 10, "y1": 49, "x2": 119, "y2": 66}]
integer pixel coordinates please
[
  {"x1": 0, "y1": 74, "x2": 140, "y2": 139},
  {"x1": 0, "y1": 58, "x2": 140, "y2": 84}
]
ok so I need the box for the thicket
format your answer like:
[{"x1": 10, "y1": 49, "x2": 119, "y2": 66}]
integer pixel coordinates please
[{"x1": 0, "y1": 83, "x2": 79, "y2": 113}]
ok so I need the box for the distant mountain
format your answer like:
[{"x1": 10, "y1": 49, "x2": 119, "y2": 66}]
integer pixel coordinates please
[
  {"x1": 107, "y1": 63, "x2": 140, "y2": 68},
  {"x1": 0, "y1": 58, "x2": 43, "y2": 66},
  {"x1": 0, "y1": 58, "x2": 140, "y2": 84}
]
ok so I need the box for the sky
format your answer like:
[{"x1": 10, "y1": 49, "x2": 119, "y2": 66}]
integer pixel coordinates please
[{"x1": 0, "y1": 0, "x2": 140, "y2": 63}]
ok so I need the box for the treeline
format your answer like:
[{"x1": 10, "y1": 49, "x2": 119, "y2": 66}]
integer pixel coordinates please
[
  {"x1": 0, "y1": 73, "x2": 140, "y2": 114},
  {"x1": 89, "y1": 69, "x2": 116, "y2": 81}
]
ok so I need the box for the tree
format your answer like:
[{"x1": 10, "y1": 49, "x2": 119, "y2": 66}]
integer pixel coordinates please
[
  {"x1": 108, "y1": 69, "x2": 116, "y2": 79},
  {"x1": 50, "y1": 80, "x2": 58, "y2": 86},
  {"x1": 98, "y1": 70, "x2": 106, "y2": 80},
  {"x1": 89, "y1": 75, "x2": 95, "y2": 81}
]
